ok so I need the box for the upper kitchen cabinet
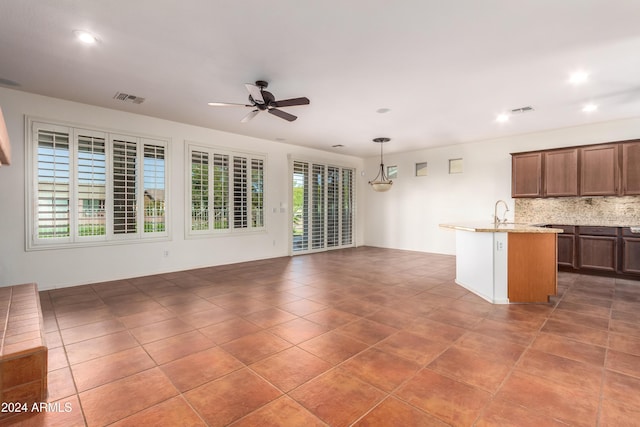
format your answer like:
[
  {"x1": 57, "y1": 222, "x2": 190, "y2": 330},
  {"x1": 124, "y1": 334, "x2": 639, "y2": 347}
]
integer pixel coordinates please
[
  {"x1": 544, "y1": 148, "x2": 578, "y2": 197},
  {"x1": 622, "y1": 140, "x2": 640, "y2": 195},
  {"x1": 580, "y1": 143, "x2": 619, "y2": 196},
  {"x1": 512, "y1": 152, "x2": 542, "y2": 198}
]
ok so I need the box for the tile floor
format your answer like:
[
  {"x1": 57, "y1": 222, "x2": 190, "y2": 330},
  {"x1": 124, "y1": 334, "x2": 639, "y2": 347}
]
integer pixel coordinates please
[{"x1": 5, "y1": 246, "x2": 640, "y2": 426}]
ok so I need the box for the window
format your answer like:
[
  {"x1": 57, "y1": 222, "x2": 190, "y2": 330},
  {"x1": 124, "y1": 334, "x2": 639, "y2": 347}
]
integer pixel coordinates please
[
  {"x1": 27, "y1": 119, "x2": 168, "y2": 249},
  {"x1": 187, "y1": 143, "x2": 265, "y2": 236},
  {"x1": 292, "y1": 159, "x2": 355, "y2": 254}
]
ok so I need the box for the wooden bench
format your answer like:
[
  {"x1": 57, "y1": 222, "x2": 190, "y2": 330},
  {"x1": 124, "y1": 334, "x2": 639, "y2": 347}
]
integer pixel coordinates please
[{"x1": 0, "y1": 283, "x2": 48, "y2": 418}]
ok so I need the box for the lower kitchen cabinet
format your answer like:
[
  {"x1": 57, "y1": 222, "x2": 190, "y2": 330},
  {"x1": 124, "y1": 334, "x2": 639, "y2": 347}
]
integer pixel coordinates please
[
  {"x1": 549, "y1": 225, "x2": 640, "y2": 278},
  {"x1": 622, "y1": 230, "x2": 640, "y2": 275},
  {"x1": 578, "y1": 235, "x2": 618, "y2": 272}
]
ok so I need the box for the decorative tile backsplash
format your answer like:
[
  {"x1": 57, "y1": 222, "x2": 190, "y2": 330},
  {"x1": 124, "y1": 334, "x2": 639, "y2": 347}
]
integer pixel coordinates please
[{"x1": 515, "y1": 196, "x2": 640, "y2": 226}]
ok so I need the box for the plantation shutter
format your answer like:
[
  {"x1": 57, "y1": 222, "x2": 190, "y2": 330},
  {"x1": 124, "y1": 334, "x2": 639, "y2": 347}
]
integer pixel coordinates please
[
  {"x1": 143, "y1": 142, "x2": 165, "y2": 233},
  {"x1": 76, "y1": 131, "x2": 106, "y2": 238},
  {"x1": 312, "y1": 164, "x2": 325, "y2": 249},
  {"x1": 213, "y1": 153, "x2": 229, "y2": 230},
  {"x1": 36, "y1": 127, "x2": 71, "y2": 240},
  {"x1": 327, "y1": 166, "x2": 340, "y2": 247},
  {"x1": 292, "y1": 161, "x2": 309, "y2": 252},
  {"x1": 112, "y1": 138, "x2": 138, "y2": 235},
  {"x1": 233, "y1": 156, "x2": 248, "y2": 229},
  {"x1": 342, "y1": 168, "x2": 354, "y2": 245},
  {"x1": 251, "y1": 158, "x2": 264, "y2": 228},
  {"x1": 191, "y1": 150, "x2": 209, "y2": 231}
]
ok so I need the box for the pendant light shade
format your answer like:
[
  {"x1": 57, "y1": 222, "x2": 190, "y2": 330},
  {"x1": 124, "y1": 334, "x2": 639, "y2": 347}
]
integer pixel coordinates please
[{"x1": 368, "y1": 137, "x2": 392, "y2": 192}]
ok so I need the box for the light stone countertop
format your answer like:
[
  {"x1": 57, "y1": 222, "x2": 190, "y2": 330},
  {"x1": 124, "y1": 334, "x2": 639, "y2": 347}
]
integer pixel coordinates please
[{"x1": 439, "y1": 222, "x2": 563, "y2": 233}]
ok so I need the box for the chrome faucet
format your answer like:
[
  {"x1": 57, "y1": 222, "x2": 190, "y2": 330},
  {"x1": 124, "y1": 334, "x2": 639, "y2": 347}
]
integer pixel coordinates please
[{"x1": 494, "y1": 200, "x2": 509, "y2": 226}]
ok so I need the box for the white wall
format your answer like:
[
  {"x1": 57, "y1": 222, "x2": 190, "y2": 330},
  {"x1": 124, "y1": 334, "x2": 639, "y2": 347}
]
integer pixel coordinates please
[
  {"x1": 0, "y1": 88, "x2": 365, "y2": 289},
  {"x1": 363, "y1": 117, "x2": 640, "y2": 254}
]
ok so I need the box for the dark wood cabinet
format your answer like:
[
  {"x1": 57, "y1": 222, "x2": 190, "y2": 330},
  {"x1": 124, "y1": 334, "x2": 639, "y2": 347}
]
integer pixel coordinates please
[
  {"x1": 622, "y1": 237, "x2": 640, "y2": 275},
  {"x1": 512, "y1": 152, "x2": 542, "y2": 197},
  {"x1": 549, "y1": 225, "x2": 576, "y2": 268},
  {"x1": 622, "y1": 140, "x2": 640, "y2": 195},
  {"x1": 580, "y1": 144, "x2": 619, "y2": 196},
  {"x1": 544, "y1": 149, "x2": 578, "y2": 196},
  {"x1": 578, "y1": 235, "x2": 618, "y2": 272}
]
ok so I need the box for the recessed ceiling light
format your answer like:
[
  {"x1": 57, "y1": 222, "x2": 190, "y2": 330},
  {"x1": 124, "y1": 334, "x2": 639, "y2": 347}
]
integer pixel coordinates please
[
  {"x1": 496, "y1": 113, "x2": 509, "y2": 123},
  {"x1": 569, "y1": 70, "x2": 588, "y2": 85},
  {"x1": 73, "y1": 30, "x2": 99, "y2": 44},
  {"x1": 332, "y1": 144, "x2": 344, "y2": 148},
  {"x1": 376, "y1": 108, "x2": 391, "y2": 114},
  {"x1": 582, "y1": 103, "x2": 598, "y2": 113}
]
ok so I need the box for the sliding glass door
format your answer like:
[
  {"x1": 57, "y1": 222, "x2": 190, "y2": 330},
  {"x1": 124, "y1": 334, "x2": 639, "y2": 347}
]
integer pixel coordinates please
[{"x1": 292, "y1": 160, "x2": 354, "y2": 254}]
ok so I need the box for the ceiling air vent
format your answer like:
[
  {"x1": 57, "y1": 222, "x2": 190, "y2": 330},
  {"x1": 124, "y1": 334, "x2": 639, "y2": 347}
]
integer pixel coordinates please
[
  {"x1": 113, "y1": 92, "x2": 145, "y2": 104},
  {"x1": 510, "y1": 105, "x2": 534, "y2": 114}
]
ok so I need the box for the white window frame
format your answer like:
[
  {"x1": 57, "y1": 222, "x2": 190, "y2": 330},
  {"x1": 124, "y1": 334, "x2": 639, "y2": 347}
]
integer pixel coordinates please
[
  {"x1": 185, "y1": 142, "x2": 266, "y2": 238},
  {"x1": 25, "y1": 117, "x2": 170, "y2": 250}
]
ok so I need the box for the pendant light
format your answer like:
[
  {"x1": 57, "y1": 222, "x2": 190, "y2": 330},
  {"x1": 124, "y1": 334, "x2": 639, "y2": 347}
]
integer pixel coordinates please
[{"x1": 368, "y1": 137, "x2": 392, "y2": 192}]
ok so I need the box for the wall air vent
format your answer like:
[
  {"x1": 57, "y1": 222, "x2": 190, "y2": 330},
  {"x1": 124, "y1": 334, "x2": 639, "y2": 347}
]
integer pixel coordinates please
[
  {"x1": 511, "y1": 106, "x2": 534, "y2": 114},
  {"x1": 113, "y1": 92, "x2": 145, "y2": 104}
]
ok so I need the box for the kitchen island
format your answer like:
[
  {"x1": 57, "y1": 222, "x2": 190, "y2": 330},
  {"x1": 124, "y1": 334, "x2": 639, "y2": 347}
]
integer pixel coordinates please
[{"x1": 440, "y1": 222, "x2": 561, "y2": 304}]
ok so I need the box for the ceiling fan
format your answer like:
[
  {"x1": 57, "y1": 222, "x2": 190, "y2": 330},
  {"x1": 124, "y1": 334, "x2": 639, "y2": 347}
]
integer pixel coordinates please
[{"x1": 208, "y1": 80, "x2": 310, "y2": 123}]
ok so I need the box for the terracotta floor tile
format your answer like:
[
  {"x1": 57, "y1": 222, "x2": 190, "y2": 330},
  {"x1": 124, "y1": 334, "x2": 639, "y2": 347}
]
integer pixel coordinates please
[
  {"x1": 516, "y1": 348, "x2": 603, "y2": 394},
  {"x1": 108, "y1": 396, "x2": 207, "y2": 427},
  {"x1": 46, "y1": 367, "x2": 77, "y2": 402},
  {"x1": 455, "y1": 331, "x2": 526, "y2": 364},
  {"x1": 556, "y1": 299, "x2": 612, "y2": 318},
  {"x1": 231, "y1": 396, "x2": 325, "y2": 427},
  {"x1": 65, "y1": 330, "x2": 138, "y2": 365},
  {"x1": 71, "y1": 346, "x2": 155, "y2": 392},
  {"x1": 268, "y1": 317, "x2": 330, "y2": 344},
  {"x1": 117, "y1": 307, "x2": 176, "y2": 329},
  {"x1": 199, "y1": 317, "x2": 262, "y2": 344},
  {"x1": 299, "y1": 330, "x2": 369, "y2": 365},
  {"x1": 339, "y1": 347, "x2": 420, "y2": 392},
  {"x1": 56, "y1": 306, "x2": 113, "y2": 329},
  {"x1": 160, "y1": 347, "x2": 243, "y2": 392},
  {"x1": 243, "y1": 307, "x2": 299, "y2": 328},
  {"x1": 48, "y1": 346, "x2": 69, "y2": 371},
  {"x1": 606, "y1": 349, "x2": 640, "y2": 378},
  {"x1": 530, "y1": 332, "x2": 607, "y2": 366},
  {"x1": 374, "y1": 330, "x2": 449, "y2": 366},
  {"x1": 609, "y1": 318, "x2": 640, "y2": 339},
  {"x1": 143, "y1": 330, "x2": 214, "y2": 365},
  {"x1": 602, "y1": 370, "x2": 640, "y2": 409},
  {"x1": 336, "y1": 318, "x2": 398, "y2": 345},
  {"x1": 129, "y1": 318, "x2": 194, "y2": 344},
  {"x1": 425, "y1": 306, "x2": 483, "y2": 329},
  {"x1": 60, "y1": 318, "x2": 126, "y2": 345},
  {"x1": 540, "y1": 318, "x2": 609, "y2": 347},
  {"x1": 612, "y1": 309, "x2": 640, "y2": 324},
  {"x1": 609, "y1": 332, "x2": 640, "y2": 357},
  {"x1": 496, "y1": 371, "x2": 598, "y2": 427},
  {"x1": 599, "y1": 398, "x2": 640, "y2": 427},
  {"x1": 395, "y1": 368, "x2": 491, "y2": 426},
  {"x1": 428, "y1": 346, "x2": 514, "y2": 393},
  {"x1": 185, "y1": 368, "x2": 281, "y2": 427},
  {"x1": 332, "y1": 298, "x2": 381, "y2": 317},
  {"x1": 290, "y1": 370, "x2": 385, "y2": 427},
  {"x1": 405, "y1": 318, "x2": 467, "y2": 344},
  {"x1": 250, "y1": 346, "x2": 331, "y2": 392},
  {"x1": 550, "y1": 308, "x2": 610, "y2": 330},
  {"x1": 353, "y1": 396, "x2": 448, "y2": 426},
  {"x1": 364, "y1": 307, "x2": 415, "y2": 329},
  {"x1": 79, "y1": 368, "x2": 178, "y2": 426},
  {"x1": 221, "y1": 330, "x2": 292, "y2": 364},
  {"x1": 304, "y1": 307, "x2": 359, "y2": 329},
  {"x1": 278, "y1": 299, "x2": 327, "y2": 316},
  {"x1": 108, "y1": 299, "x2": 166, "y2": 317},
  {"x1": 475, "y1": 396, "x2": 570, "y2": 427}
]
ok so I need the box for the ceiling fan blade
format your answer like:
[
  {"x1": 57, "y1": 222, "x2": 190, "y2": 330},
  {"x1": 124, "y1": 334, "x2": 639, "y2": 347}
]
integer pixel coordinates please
[
  {"x1": 245, "y1": 84, "x2": 265, "y2": 104},
  {"x1": 273, "y1": 97, "x2": 310, "y2": 108},
  {"x1": 268, "y1": 108, "x2": 297, "y2": 122},
  {"x1": 207, "y1": 102, "x2": 252, "y2": 107},
  {"x1": 241, "y1": 109, "x2": 259, "y2": 123}
]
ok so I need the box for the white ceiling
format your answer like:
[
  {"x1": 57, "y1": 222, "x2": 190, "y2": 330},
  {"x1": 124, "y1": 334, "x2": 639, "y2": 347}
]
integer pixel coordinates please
[{"x1": 1, "y1": 0, "x2": 640, "y2": 157}]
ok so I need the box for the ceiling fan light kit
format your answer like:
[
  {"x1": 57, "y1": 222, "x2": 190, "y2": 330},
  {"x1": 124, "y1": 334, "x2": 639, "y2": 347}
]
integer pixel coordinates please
[
  {"x1": 369, "y1": 137, "x2": 393, "y2": 192},
  {"x1": 208, "y1": 80, "x2": 310, "y2": 123}
]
